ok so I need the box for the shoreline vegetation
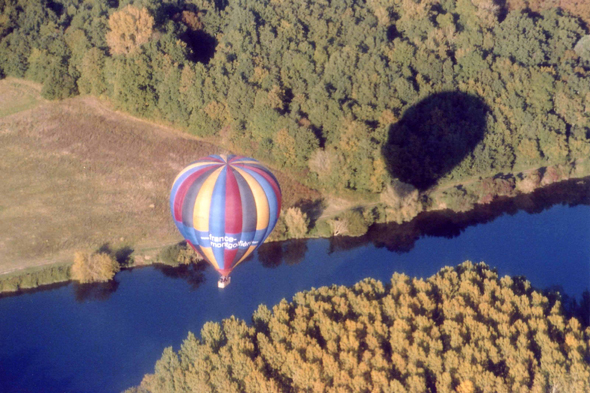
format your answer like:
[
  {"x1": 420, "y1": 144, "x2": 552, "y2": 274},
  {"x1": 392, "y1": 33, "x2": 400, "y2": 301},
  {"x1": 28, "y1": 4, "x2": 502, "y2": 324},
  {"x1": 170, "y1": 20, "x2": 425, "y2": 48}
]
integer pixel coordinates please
[
  {"x1": 1, "y1": 0, "x2": 589, "y2": 291},
  {"x1": 1, "y1": 173, "x2": 589, "y2": 295},
  {"x1": 126, "y1": 262, "x2": 590, "y2": 393}
]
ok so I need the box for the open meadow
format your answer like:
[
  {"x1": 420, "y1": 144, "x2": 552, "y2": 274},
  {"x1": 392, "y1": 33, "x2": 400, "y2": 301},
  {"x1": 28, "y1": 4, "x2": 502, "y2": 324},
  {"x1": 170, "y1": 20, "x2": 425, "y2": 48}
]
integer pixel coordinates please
[{"x1": 0, "y1": 78, "x2": 317, "y2": 276}]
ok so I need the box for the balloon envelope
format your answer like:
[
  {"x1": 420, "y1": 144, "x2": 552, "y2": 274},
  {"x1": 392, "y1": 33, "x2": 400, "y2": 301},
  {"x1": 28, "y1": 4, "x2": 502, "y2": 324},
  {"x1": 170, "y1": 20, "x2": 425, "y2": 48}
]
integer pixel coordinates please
[{"x1": 170, "y1": 155, "x2": 282, "y2": 276}]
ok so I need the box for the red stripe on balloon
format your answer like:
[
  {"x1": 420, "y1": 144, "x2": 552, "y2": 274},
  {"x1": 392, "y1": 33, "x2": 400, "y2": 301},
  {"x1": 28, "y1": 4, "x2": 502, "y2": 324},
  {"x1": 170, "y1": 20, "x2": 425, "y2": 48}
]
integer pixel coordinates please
[
  {"x1": 224, "y1": 248, "x2": 239, "y2": 270},
  {"x1": 173, "y1": 166, "x2": 219, "y2": 221},
  {"x1": 224, "y1": 167, "x2": 243, "y2": 234},
  {"x1": 237, "y1": 165, "x2": 282, "y2": 216}
]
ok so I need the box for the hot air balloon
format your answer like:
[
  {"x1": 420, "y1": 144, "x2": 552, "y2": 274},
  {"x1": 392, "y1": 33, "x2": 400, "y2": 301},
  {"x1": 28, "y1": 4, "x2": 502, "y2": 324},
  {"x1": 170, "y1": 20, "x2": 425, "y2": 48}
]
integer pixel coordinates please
[{"x1": 170, "y1": 154, "x2": 281, "y2": 287}]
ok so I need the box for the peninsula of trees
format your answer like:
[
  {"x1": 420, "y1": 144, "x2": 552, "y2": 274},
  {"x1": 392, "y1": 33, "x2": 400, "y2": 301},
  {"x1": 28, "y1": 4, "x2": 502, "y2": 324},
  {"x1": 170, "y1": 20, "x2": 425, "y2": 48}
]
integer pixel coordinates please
[{"x1": 128, "y1": 262, "x2": 590, "y2": 392}]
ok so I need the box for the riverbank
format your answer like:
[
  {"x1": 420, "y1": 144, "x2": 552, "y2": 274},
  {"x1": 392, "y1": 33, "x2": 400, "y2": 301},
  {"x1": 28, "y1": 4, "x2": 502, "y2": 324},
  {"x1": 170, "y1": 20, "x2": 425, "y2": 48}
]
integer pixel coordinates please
[
  {"x1": 2, "y1": 78, "x2": 590, "y2": 294},
  {"x1": 2, "y1": 202, "x2": 589, "y2": 392},
  {"x1": 3, "y1": 173, "x2": 589, "y2": 295}
]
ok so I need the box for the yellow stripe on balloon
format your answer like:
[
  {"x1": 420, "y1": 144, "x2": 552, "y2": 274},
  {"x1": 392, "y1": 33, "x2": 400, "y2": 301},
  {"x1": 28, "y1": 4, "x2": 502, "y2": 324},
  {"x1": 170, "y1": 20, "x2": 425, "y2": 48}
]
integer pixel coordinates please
[
  {"x1": 201, "y1": 247, "x2": 219, "y2": 270},
  {"x1": 193, "y1": 166, "x2": 223, "y2": 232},
  {"x1": 173, "y1": 161, "x2": 224, "y2": 184},
  {"x1": 233, "y1": 167, "x2": 269, "y2": 231}
]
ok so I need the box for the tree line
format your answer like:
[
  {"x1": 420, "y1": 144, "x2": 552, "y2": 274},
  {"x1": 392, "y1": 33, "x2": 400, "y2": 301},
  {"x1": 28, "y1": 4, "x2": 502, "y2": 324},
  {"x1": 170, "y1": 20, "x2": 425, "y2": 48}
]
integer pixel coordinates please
[
  {"x1": 126, "y1": 262, "x2": 590, "y2": 392},
  {"x1": 1, "y1": 0, "x2": 589, "y2": 203}
]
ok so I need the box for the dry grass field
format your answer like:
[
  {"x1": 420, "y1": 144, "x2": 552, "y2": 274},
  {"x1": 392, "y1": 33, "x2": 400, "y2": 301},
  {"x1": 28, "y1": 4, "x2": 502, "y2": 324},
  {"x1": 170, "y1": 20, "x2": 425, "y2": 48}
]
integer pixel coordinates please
[{"x1": 0, "y1": 78, "x2": 318, "y2": 275}]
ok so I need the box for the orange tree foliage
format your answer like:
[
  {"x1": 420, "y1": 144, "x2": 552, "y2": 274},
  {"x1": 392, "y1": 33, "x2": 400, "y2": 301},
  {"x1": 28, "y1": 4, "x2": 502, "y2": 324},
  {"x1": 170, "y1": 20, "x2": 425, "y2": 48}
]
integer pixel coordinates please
[
  {"x1": 127, "y1": 262, "x2": 590, "y2": 392},
  {"x1": 71, "y1": 251, "x2": 120, "y2": 283},
  {"x1": 106, "y1": 5, "x2": 154, "y2": 55}
]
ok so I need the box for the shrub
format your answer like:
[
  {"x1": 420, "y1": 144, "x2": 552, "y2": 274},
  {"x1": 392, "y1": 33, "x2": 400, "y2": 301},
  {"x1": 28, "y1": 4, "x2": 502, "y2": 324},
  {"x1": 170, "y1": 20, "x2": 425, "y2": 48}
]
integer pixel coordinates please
[
  {"x1": 71, "y1": 251, "x2": 120, "y2": 283},
  {"x1": 283, "y1": 207, "x2": 309, "y2": 239},
  {"x1": 0, "y1": 264, "x2": 71, "y2": 293},
  {"x1": 516, "y1": 170, "x2": 542, "y2": 193},
  {"x1": 328, "y1": 208, "x2": 373, "y2": 237},
  {"x1": 574, "y1": 35, "x2": 590, "y2": 62},
  {"x1": 158, "y1": 243, "x2": 203, "y2": 267}
]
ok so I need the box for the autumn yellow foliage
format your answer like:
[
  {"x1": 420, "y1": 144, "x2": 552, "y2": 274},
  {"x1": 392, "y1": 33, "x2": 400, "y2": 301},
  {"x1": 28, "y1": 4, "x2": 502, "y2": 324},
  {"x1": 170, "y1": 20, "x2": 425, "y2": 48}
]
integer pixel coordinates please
[
  {"x1": 106, "y1": 5, "x2": 154, "y2": 55},
  {"x1": 71, "y1": 251, "x2": 120, "y2": 283},
  {"x1": 129, "y1": 262, "x2": 590, "y2": 392},
  {"x1": 283, "y1": 207, "x2": 310, "y2": 239}
]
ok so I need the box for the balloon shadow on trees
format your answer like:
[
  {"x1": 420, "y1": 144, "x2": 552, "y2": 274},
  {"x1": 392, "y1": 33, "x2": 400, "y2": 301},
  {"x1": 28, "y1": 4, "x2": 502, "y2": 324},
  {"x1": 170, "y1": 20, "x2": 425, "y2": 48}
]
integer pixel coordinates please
[
  {"x1": 382, "y1": 92, "x2": 490, "y2": 190},
  {"x1": 168, "y1": 5, "x2": 217, "y2": 64}
]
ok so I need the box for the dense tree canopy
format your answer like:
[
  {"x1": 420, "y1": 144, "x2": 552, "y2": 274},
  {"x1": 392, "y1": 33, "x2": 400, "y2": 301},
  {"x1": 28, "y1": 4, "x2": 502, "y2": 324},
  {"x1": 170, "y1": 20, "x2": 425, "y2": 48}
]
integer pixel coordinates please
[
  {"x1": 128, "y1": 262, "x2": 590, "y2": 392},
  {"x1": 1, "y1": 0, "x2": 589, "y2": 204}
]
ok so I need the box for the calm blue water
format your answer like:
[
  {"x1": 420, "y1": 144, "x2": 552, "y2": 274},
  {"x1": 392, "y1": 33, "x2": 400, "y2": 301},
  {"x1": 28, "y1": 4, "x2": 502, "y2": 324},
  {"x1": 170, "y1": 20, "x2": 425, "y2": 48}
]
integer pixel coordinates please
[{"x1": 0, "y1": 202, "x2": 589, "y2": 392}]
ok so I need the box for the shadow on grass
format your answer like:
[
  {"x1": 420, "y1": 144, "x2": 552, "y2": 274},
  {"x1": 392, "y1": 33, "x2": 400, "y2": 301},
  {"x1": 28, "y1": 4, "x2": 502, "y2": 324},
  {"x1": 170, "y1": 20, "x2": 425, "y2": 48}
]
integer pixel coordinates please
[{"x1": 294, "y1": 198, "x2": 326, "y2": 230}]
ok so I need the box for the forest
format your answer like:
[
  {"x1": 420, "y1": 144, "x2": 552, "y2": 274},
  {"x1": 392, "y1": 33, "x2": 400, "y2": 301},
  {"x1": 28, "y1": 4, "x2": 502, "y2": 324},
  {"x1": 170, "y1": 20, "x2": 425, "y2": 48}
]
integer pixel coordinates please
[
  {"x1": 126, "y1": 262, "x2": 590, "y2": 392},
  {"x1": 1, "y1": 0, "x2": 589, "y2": 211}
]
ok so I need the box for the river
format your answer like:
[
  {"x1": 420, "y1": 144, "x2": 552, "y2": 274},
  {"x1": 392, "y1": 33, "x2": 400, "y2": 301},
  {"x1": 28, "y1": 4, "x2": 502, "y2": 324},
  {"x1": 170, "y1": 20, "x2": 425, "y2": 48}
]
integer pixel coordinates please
[{"x1": 1, "y1": 179, "x2": 589, "y2": 392}]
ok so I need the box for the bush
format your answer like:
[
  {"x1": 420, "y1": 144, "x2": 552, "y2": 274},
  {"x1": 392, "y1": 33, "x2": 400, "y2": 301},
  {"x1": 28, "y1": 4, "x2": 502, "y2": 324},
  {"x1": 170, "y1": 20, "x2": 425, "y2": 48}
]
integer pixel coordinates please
[
  {"x1": 329, "y1": 208, "x2": 373, "y2": 237},
  {"x1": 283, "y1": 207, "x2": 310, "y2": 239},
  {"x1": 71, "y1": 251, "x2": 120, "y2": 283},
  {"x1": 308, "y1": 219, "x2": 332, "y2": 237},
  {"x1": 0, "y1": 264, "x2": 71, "y2": 293},
  {"x1": 158, "y1": 243, "x2": 202, "y2": 267},
  {"x1": 574, "y1": 35, "x2": 590, "y2": 62}
]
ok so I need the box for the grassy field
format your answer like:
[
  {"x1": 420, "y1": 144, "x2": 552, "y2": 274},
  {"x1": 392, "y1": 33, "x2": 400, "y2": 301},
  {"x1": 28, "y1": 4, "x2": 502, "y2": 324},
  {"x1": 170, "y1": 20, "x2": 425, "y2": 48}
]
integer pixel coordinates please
[{"x1": 0, "y1": 78, "x2": 318, "y2": 276}]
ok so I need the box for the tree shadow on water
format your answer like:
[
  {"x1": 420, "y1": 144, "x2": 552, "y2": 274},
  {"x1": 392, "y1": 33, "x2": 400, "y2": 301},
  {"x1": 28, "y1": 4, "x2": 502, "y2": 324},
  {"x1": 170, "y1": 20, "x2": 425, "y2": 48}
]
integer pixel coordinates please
[
  {"x1": 382, "y1": 92, "x2": 489, "y2": 190},
  {"x1": 74, "y1": 280, "x2": 120, "y2": 302},
  {"x1": 155, "y1": 261, "x2": 208, "y2": 291},
  {"x1": 257, "y1": 239, "x2": 309, "y2": 268}
]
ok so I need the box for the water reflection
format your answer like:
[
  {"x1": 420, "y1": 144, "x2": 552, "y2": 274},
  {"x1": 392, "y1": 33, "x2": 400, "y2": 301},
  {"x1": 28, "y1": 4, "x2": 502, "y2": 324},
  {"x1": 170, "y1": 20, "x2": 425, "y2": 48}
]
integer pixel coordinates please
[
  {"x1": 258, "y1": 242, "x2": 283, "y2": 268},
  {"x1": 154, "y1": 261, "x2": 208, "y2": 290},
  {"x1": 254, "y1": 177, "x2": 590, "y2": 267},
  {"x1": 73, "y1": 280, "x2": 120, "y2": 302},
  {"x1": 330, "y1": 176, "x2": 590, "y2": 254}
]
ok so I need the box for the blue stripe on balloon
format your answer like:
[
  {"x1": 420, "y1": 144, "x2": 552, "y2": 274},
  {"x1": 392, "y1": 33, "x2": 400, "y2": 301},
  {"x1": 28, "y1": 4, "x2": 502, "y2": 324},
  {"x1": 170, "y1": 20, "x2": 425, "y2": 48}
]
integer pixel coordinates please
[
  {"x1": 251, "y1": 229, "x2": 267, "y2": 246},
  {"x1": 195, "y1": 230, "x2": 211, "y2": 247},
  {"x1": 239, "y1": 167, "x2": 279, "y2": 243},
  {"x1": 209, "y1": 166, "x2": 227, "y2": 270},
  {"x1": 176, "y1": 222, "x2": 200, "y2": 249}
]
